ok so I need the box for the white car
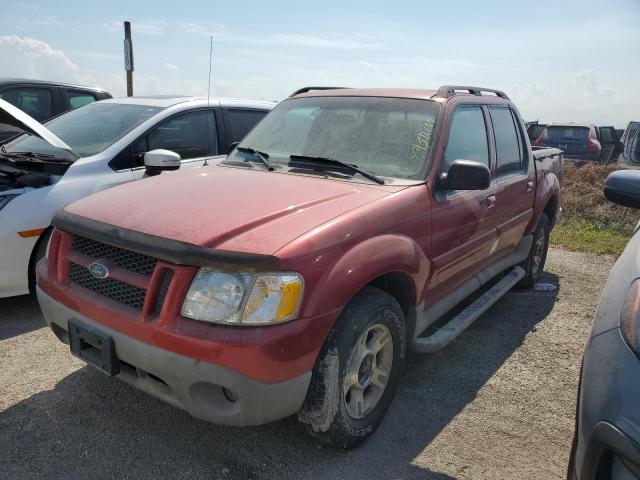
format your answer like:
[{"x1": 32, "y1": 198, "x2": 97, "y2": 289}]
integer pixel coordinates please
[{"x1": 0, "y1": 95, "x2": 274, "y2": 297}]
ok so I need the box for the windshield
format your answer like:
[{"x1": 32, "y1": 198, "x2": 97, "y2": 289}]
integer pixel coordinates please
[
  {"x1": 542, "y1": 126, "x2": 589, "y2": 143},
  {"x1": 6, "y1": 102, "x2": 162, "y2": 158},
  {"x1": 235, "y1": 96, "x2": 440, "y2": 180}
]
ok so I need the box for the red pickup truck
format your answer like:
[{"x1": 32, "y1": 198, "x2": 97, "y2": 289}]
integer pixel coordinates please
[{"x1": 36, "y1": 85, "x2": 563, "y2": 448}]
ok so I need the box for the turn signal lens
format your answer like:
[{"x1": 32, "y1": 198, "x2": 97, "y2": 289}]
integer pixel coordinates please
[{"x1": 241, "y1": 274, "x2": 304, "y2": 324}]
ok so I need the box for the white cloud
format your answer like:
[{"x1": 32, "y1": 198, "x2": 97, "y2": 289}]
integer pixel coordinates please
[
  {"x1": 0, "y1": 35, "x2": 94, "y2": 85},
  {"x1": 133, "y1": 20, "x2": 167, "y2": 36},
  {"x1": 163, "y1": 62, "x2": 180, "y2": 73}
]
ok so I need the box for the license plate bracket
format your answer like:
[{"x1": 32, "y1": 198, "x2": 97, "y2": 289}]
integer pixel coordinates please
[{"x1": 68, "y1": 319, "x2": 120, "y2": 376}]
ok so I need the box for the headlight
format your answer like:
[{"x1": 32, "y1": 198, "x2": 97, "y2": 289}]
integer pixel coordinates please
[
  {"x1": 0, "y1": 194, "x2": 19, "y2": 211},
  {"x1": 181, "y1": 268, "x2": 304, "y2": 326},
  {"x1": 621, "y1": 279, "x2": 640, "y2": 354}
]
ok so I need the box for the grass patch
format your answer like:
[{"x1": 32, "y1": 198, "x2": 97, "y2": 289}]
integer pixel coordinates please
[
  {"x1": 550, "y1": 162, "x2": 638, "y2": 256},
  {"x1": 550, "y1": 218, "x2": 631, "y2": 256}
]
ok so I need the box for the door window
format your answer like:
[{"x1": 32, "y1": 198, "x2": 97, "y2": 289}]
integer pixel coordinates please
[
  {"x1": 489, "y1": 106, "x2": 523, "y2": 176},
  {"x1": 0, "y1": 87, "x2": 54, "y2": 121},
  {"x1": 65, "y1": 90, "x2": 97, "y2": 110},
  {"x1": 226, "y1": 109, "x2": 268, "y2": 143},
  {"x1": 443, "y1": 106, "x2": 489, "y2": 171},
  {"x1": 131, "y1": 110, "x2": 217, "y2": 167}
]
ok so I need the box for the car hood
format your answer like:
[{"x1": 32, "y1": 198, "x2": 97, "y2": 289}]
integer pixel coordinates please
[
  {"x1": 0, "y1": 98, "x2": 78, "y2": 158},
  {"x1": 63, "y1": 165, "x2": 400, "y2": 255}
]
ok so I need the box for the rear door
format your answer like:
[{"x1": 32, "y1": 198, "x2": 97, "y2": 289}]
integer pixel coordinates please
[
  {"x1": 427, "y1": 104, "x2": 500, "y2": 301},
  {"x1": 488, "y1": 106, "x2": 535, "y2": 254},
  {"x1": 598, "y1": 126, "x2": 620, "y2": 163}
]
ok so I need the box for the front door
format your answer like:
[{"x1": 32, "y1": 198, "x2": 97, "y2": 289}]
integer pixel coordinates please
[{"x1": 427, "y1": 104, "x2": 499, "y2": 304}]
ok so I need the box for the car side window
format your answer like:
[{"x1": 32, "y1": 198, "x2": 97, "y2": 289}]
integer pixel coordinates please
[
  {"x1": 226, "y1": 109, "x2": 268, "y2": 143},
  {"x1": 130, "y1": 110, "x2": 217, "y2": 167},
  {"x1": 443, "y1": 106, "x2": 489, "y2": 171},
  {"x1": 489, "y1": 106, "x2": 523, "y2": 177},
  {"x1": 64, "y1": 90, "x2": 97, "y2": 110},
  {"x1": 0, "y1": 87, "x2": 54, "y2": 122}
]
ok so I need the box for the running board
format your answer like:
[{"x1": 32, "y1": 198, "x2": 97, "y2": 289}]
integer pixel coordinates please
[{"x1": 411, "y1": 266, "x2": 525, "y2": 353}]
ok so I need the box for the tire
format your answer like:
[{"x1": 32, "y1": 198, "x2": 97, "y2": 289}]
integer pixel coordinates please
[
  {"x1": 298, "y1": 286, "x2": 407, "y2": 449},
  {"x1": 28, "y1": 228, "x2": 52, "y2": 293},
  {"x1": 518, "y1": 214, "x2": 550, "y2": 288}
]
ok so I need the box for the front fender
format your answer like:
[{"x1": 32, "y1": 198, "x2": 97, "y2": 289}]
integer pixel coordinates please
[{"x1": 302, "y1": 234, "x2": 430, "y2": 318}]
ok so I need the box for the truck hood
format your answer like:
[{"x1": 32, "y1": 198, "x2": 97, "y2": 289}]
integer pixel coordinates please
[
  {"x1": 0, "y1": 98, "x2": 78, "y2": 158},
  {"x1": 63, "y1": 165, "x2": 399, "y2": 255}
]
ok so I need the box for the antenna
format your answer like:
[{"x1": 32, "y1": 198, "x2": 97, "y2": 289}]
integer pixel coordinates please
[{"x1": 207, "y1": 35, "x2": 213, "y2": 107}]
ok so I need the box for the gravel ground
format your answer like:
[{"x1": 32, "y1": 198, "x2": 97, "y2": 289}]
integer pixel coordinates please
[{"x1": 0, "y1": 247, "x2": 615, "y2": 479}]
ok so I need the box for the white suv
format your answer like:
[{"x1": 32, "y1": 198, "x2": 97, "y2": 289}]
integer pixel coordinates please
[{"x1": 0, "y1": 95, "x2": 273, "y2": 297}]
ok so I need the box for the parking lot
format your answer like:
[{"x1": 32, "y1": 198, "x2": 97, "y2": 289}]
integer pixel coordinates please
[{"x1": 0, "y1": 247, "x2": 613, "y2": 479}]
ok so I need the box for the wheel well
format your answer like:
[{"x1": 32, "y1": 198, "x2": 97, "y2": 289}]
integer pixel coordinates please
[
  {"x1": 543, "y1": 196, "x2": 557, "y2": 223},
  {"x1": 27, "y1": 226, "x2": 52, "y2": 291},
  {"x1": 367, "y1": 272, "x2": 416, "y2": 338}
]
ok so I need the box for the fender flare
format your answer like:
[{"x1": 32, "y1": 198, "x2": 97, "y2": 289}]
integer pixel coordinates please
[{"x1": 302, "y1": 234, "x2": 430, "y2": 319}]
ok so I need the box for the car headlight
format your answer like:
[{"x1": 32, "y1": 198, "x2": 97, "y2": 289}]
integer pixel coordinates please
[
  {"x1": 621, "y1": 279, "x2": 640, "y2": 354},
  {"x1": 181, "y1": 268, "x2": 304, "y2": 326},
  {"x1": 0, "y1": 194, "x2": 19, "y2": 211}
]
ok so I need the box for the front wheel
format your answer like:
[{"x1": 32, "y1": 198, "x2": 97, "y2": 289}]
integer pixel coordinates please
[
  {"x1": 518, "y1": 215, "x2": 550, "y2": 288},
  {"x1": 298, "y1": 286, "x2": 406, "y2": 449}
]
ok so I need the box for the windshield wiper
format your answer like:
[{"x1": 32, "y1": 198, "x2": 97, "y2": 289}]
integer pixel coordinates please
[
  {"x1": 289, "y1": 155, "x2": 384, "y2": 185},
  {"x1": 235, "y1": 146, "x2": 274, "y2": 171},
  {"x1": 5, "y1": 151, "x2": 55, "y2": 159}
]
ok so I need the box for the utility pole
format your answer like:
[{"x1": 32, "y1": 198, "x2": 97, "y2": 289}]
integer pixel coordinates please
[{"x1": 124, "y1": 21, "x2": 134, "y2": 96}]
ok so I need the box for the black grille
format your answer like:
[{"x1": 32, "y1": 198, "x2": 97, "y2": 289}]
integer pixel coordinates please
[
  {"x1": 69, "y1": 263, "x2": 147, "y2": 311},
  {"x1": 153, "y1": 270, "x2": 174, "y2": 317},
  {"x1": 71, "y1": 236, "x2": 156, "y2": 276}
]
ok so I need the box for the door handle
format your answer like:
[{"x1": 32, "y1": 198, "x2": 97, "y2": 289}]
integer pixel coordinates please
[
  {"x1": 526, "y1": 181, "x2": 534, "y2": 192},
  {"x1": 480, "y1": 194, "x2": 496, "y2": 208}
]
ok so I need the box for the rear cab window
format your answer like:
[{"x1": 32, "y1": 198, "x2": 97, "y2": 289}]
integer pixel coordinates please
[{"x1": 489, "y1": 106, "x2": 524, "y2": 177}]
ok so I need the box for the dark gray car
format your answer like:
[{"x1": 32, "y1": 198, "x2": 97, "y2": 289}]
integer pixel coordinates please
[{"x1": 569, "y1": 169, "x2": 640, "y2": 479}]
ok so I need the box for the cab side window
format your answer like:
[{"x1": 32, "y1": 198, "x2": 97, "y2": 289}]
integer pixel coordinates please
[
  {"x1": 64, "y1": 90, "x2": 97, "y2": 110},
  {"x1": 443, "y1": 106, "x2": 489, "y2": 171},
  {"x1": 130, "y1": 110, "x2": 217, "y2": 167},
  {"x1": 0, "y1": 87, "x2": 54, "y2": 122},
  {"x1": 226, "y1": 109, "x2": 268, "y2": 143},
  {"x1": 489, "y1": 106, "x2": 523, "y2": 177}
]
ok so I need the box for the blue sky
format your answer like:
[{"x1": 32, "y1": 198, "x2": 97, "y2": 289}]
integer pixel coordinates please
[{"x1": 0, "y1": 0, "x2": 638, "y2": 126}]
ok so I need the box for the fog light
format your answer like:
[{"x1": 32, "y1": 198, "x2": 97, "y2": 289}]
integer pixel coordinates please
[{"x1": 222, "y1": 387, "x2": 239, "y2": 403}]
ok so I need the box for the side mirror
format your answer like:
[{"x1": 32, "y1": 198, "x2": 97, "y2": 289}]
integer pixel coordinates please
[
  {"x1": 438, "y1": 159, "x2": 491, "y2": 191},
  {"x1": 227, "y1": 141, "x2": 240, "y2": 154},
  {"x1": 604, "y1": 170, "x2": 640, "y2": 209},
  {"x1": 144, "y1": 149, "x2": 181, "y2": 176}
]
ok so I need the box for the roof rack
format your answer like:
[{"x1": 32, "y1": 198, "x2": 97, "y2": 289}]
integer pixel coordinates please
[
  {"x1": 289, "y1": 86, "x2": 351, "y2": 97},
  {"x1": 434, "y1": 85, "x2": 510, "y2": 100}
]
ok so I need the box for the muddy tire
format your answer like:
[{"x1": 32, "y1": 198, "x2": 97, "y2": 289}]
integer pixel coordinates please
[
  {"x1": 298, "y1": 286, "x2": 406, "y2": 449},
  {"x1": 518, "y1": 215, "x2": 550, "y2": 288}
]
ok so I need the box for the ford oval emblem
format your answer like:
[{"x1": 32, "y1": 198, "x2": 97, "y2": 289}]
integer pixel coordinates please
[{"x1": 88, "y1": 262, "x2": 109, "y2": 279}]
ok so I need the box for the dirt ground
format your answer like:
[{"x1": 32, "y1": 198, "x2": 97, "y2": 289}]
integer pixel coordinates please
[{"x1": 0, "y1": 247, "x2": 615, "y2": 479}]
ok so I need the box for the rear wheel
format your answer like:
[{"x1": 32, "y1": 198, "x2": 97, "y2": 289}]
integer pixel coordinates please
[
  {"x1": 518, "y1": 215, "x2": 550, "y2": 288},
  {"x1": 298, "y1": 286, "x2": 406, "y2": 449}
]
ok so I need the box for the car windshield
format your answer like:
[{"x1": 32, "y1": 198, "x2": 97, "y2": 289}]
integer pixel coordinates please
[
  {"x1": 542, "y1": 126, "x2": 589, "y2": 142},
  {"x1": 5, "y1": 102, "x2": 162, "y2": 158},
  {"x1": 234, "y1": 96, "x2": 440, "y2": 180}
]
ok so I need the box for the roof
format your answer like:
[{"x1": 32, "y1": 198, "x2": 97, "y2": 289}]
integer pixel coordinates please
[
  {"x1": 294, "y1": 88, "x2": 438, "y2": 100},
  {"x1": 0, "y1": 77, "x2": 109, "y2": 93},
  {"x1": 101, "y1": 96, "x2": 276, "y2": 109}
]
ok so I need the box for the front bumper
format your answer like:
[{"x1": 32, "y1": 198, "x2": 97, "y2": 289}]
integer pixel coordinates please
[
  {"x1": 37, "y1": 286, "x2": 312, "y2": 427},
  {"x1": 0, "y1": 213, "x2": 35, "y2": 297},
  {"x1": 574, "y1": 328, "x2": 640, "y2": 479}
]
